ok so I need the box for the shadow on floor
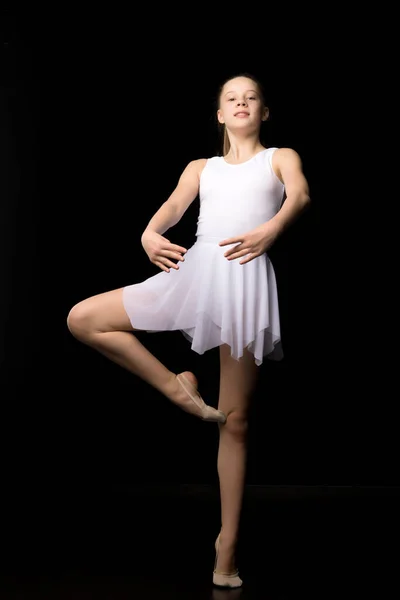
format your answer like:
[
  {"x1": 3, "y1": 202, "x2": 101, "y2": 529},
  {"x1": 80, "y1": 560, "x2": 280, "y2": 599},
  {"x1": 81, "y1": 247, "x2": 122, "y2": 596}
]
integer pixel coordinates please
[{"x1": 2, "y1": 484, "x2": 399, "y2": 598}]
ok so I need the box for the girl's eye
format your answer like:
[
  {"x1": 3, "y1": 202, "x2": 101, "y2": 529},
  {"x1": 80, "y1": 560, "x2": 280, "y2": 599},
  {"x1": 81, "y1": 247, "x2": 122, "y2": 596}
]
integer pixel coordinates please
[{"x1": 228, "y1": 97, "x2": 256, "y2": 102}]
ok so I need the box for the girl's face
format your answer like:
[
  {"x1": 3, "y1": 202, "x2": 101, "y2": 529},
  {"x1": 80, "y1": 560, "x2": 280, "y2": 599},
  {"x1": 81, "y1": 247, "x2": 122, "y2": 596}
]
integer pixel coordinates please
[{"x1": 217, "y1": 77, "x2": 268, "y2": 130}]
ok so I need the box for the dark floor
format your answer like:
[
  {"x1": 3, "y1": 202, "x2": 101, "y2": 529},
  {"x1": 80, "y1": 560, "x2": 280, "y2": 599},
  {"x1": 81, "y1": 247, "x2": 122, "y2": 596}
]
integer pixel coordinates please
[{"x1": 2, "y1": 484, "x2": 399, "y2": 598}]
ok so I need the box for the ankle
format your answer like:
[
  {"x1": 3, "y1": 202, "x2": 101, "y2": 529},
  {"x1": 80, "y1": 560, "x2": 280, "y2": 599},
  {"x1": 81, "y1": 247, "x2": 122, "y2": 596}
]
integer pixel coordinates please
[
  {"x1": 163, "y1": 372, "x2": 179, "y2": 398},
  {"x1": 219, "y1": 531, "x2": 238, "y2": 549}
]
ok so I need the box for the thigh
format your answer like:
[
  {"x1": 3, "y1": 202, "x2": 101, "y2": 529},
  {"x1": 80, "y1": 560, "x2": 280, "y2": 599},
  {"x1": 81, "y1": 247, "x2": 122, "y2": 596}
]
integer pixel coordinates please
[
  {"x1": 68, "y1": 288, "x2": 139, "y2": 334},
  {"x1": 218, "y1": 344, "x2": 259, "y2": 415}
]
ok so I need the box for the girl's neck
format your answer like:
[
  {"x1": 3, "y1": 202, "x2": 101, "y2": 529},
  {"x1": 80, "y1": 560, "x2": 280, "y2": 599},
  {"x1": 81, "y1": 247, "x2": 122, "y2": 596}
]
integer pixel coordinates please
[{"x1": 224, "y1": 141, "x2": 265, "y2": 164}]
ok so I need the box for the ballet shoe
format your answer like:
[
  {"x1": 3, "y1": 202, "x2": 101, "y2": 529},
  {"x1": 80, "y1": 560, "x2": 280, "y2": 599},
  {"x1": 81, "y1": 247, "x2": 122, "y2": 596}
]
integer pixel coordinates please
[
  {"x1": 213, "y1": 532, "x2": 243, "y2": 588},
  {"x1": 176, "y1": 374, "x2": 226, "y2": 424}
]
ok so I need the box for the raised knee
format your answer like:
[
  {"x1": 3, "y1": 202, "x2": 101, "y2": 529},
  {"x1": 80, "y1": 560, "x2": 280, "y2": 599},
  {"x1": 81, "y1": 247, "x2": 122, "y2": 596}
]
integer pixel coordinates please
[
  {"x1": 66, "y1": 302, "x2": 93, "y2": 339},
  {"x1": 223, "y1": 410, "x2": 249, "y2": 441}
]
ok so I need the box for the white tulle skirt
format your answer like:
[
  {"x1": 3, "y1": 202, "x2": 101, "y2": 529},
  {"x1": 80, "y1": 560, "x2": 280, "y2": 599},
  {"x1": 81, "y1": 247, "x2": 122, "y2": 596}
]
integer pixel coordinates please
[{"x1": 122, "y1": 235, "x2": 283, "y2": 366}]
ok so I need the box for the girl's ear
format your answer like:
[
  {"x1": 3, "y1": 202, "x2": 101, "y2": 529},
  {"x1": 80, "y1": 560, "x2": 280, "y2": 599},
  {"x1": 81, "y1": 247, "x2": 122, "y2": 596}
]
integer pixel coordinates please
[
  {"x1": 262, "y1": 106, "x2": 270, "y2": 122},
  {"x1": 217, "y1": 109, "x2": 225, "y2": 124}
]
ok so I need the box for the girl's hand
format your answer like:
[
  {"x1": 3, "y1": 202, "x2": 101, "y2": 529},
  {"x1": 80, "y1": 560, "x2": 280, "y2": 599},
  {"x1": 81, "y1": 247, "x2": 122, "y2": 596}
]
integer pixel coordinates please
[
  {"x1": 219, "y1": 224, "x2": 277, "y2": 265},
  {"x1": 141, "y1": 229, "x2": 187, "y2": 273}
]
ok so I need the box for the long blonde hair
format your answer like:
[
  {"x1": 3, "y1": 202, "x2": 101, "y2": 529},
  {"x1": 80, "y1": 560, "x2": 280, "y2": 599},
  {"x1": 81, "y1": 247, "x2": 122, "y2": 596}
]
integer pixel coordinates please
[{"x1": 216, "y1": 72, "x2": 268, "y2": 156}]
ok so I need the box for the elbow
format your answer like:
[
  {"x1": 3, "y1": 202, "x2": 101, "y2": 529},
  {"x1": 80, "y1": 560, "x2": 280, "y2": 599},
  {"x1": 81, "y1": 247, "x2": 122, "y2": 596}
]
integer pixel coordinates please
[
  {"x1": 285, "y1": 184, "x2": 311, "y2": 213},
  {"x1": 298, "y1": 189, "x2": 311, "y2": 212},
  {"x1": 166, "y1": 202, "x2": 183, "y2": 226}
]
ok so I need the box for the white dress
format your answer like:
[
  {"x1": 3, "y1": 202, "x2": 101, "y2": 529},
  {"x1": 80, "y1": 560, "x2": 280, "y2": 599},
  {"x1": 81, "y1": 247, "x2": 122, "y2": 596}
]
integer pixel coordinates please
[{"x1": 122, "y1": 147, "x2": 285, "y2": 366}]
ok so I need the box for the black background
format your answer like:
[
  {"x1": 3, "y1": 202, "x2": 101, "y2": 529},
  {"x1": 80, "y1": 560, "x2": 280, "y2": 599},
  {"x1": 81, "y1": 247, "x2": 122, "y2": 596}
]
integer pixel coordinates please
[{"x1": 1, "y1": 9, "x2": 396, "y2": 494}]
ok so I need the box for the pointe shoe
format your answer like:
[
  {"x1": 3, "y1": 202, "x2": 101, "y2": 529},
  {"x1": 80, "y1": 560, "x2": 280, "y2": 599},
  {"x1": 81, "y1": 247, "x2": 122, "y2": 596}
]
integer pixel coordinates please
[
  {"x1": 176, "y1": 374, "x2": 226, "y2": 423},
  {"x1": 213, "y1": 533, "x2": 243, "y2": 588}
]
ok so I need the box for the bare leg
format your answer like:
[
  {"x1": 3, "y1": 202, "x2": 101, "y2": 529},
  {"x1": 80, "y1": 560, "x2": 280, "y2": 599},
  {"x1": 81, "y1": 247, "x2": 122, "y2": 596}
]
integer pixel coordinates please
[
  {"x1": 67, "y1": 288, "x2": 209, "y2": 414},
  {"x1": 215, "y1": 344, "x2": 259, "y2": 573}
]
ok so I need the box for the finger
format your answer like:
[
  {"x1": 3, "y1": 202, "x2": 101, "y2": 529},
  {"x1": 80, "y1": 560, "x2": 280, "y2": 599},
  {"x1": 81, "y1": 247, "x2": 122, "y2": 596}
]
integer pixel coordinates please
[
  {"x1": 239, "y1": 253, "x2": 257, "y2": 265},
  {"x1": 161, "y1": 257, "x2": 180, "y2": 270},
  {"x1": 160, "y1": 250, "x2": 186, "y2": 262},
  {"x1": 165, "y1": 243, "x2": 187, "y2": 254},
  {"x1": 155, "y1": 258, "x2": 180, "y2": 271},
  {"x1": 224, "y1": 244, "x2": 243, "y2": 257},
  {"x1": 226, "y1": 248, "x2": 252, "y2": 260},
  {"x1": 219, "y1": 237, "x2": 242, "y2": 247},
  {"x1": 154, "y1": 261, "x2": 170, "y2": 273}
]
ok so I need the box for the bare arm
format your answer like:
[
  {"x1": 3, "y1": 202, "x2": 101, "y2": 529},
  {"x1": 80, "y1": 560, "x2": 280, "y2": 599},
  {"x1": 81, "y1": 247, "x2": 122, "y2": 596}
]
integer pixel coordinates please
[
  {"x1": 141, "y1": 159, "x2": 206, "y2": 273},
  {"x1": 142, "y1": 159, "x2": 206, "y2": 237},
  {"x1": 268, "y1": 147, "x2": 311, "y2": 237},
  {"x1": 219, "y1": 148, "x2": 311, "y2": 265}
]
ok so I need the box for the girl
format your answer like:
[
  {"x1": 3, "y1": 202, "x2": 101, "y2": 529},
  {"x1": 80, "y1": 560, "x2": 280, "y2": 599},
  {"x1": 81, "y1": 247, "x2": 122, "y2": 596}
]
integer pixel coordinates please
[{"x1": 67, "y1": 73, "x2": 311, "y2": 588}]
